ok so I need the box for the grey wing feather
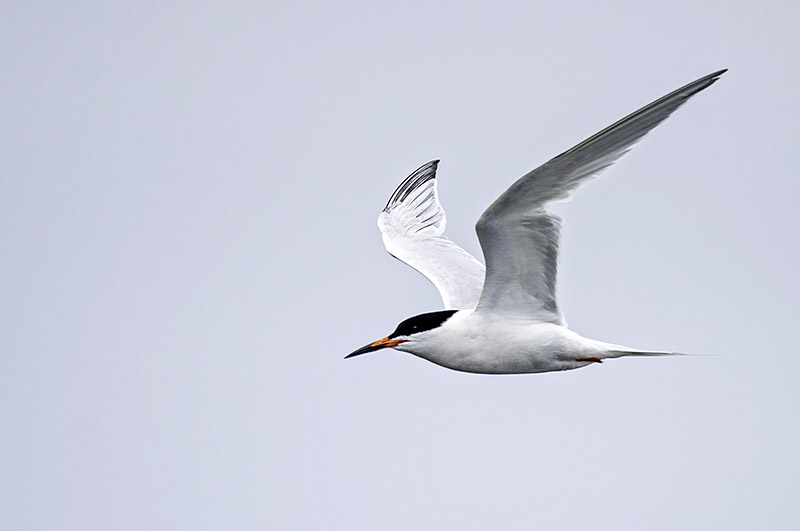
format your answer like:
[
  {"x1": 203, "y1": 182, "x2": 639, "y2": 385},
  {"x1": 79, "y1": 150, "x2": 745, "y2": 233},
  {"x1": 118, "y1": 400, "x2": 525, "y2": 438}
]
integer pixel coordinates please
[
  {"x1": 475, "y1": 69, "x2": 726, "y2": 321},
  {"x1": 379, "y1": 161, "x2": 485, "y2": 310}
]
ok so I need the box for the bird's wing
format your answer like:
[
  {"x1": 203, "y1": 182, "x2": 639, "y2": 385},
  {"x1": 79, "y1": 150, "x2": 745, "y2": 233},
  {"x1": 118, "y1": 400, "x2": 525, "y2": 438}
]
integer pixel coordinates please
[
  {"x1": 378, "y1": 160, "x2": 485, "y2": 310},
  {"x1": 475, "y1": 69, "x2": 726, "y2": 322}
]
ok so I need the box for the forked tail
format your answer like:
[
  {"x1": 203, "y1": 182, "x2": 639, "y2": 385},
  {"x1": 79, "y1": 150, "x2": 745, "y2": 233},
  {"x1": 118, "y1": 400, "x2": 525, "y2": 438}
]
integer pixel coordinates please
[{"x1": 605, "y1": 349, "x2": 688, "y2": 359}]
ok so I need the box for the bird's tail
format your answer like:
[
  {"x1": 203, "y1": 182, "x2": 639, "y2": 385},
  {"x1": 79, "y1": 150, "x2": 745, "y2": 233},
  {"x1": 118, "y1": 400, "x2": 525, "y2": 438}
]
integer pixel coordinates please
[
  {"x1": 605, "y1": 349, "x2": 686, "y2": 358},
  {"x1": 591, "y1": 339, "x2": 702, "y2": 361}
]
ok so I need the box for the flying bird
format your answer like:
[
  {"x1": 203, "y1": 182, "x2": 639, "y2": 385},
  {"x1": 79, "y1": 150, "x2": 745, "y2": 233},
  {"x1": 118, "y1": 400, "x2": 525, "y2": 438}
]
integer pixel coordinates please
[{"x1": 346, "y1": 70, "x2": 725, "y2": 374}]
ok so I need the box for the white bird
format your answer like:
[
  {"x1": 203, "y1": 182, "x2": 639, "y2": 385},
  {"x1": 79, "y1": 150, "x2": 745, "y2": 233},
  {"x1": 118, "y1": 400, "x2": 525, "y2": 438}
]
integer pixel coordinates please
[{"x1": 346, "y1": 69, "x2": 725, "y2": 374}]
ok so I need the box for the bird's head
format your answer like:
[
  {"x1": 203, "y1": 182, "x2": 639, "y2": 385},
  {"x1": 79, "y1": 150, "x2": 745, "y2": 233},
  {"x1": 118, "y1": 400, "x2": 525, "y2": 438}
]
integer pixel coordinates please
[{"x1": 345, "y1": 310, "x2": 458, "y2": 359}]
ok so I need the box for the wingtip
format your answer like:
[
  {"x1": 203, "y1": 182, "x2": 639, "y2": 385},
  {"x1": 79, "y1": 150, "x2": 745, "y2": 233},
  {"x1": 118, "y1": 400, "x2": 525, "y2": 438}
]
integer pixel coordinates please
[
  {"x1": 692, "y1": 68, "x2": 727, "y2": 91},
  {"x1": 384, "y1": 160, "x2": 442, "y2": 209},
  {"x1": 707, "y1": 68, "x2": 728, "y2": 83},
  {"x1": 418, "y1": 159, "x2": 441, "y2": 174}
]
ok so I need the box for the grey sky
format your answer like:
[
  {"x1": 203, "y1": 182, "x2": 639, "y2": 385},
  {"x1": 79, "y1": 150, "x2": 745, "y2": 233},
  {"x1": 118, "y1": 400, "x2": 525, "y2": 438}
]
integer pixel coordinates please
[{"x1": 2, "y1": 2, "x2": 799, "y2": 530}]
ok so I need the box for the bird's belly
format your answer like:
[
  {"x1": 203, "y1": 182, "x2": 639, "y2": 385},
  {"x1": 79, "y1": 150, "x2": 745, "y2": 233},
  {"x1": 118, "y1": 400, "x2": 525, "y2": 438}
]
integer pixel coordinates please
[
  {"x1": 446, "y1": 346, "x2": 580, "y2": 374},
  {"x1": 419, "y1": 323, "x2": 599, "y2": 374}
]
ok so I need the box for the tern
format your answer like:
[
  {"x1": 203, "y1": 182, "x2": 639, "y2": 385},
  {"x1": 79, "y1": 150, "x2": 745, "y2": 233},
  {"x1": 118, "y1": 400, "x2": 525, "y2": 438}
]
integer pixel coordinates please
[{"x1": 346, "y1": 69, "x2": 725, "y2": 374}]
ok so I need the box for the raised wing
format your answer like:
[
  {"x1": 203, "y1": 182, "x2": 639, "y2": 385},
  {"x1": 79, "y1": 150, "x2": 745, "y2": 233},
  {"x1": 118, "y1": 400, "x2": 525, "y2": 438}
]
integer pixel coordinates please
[
  {"x1": 475, "y1": 69, "x2": 726, "y2": 322},
  {"x1": 378, "y1": 160, "x2": 485, "y2": 310}
]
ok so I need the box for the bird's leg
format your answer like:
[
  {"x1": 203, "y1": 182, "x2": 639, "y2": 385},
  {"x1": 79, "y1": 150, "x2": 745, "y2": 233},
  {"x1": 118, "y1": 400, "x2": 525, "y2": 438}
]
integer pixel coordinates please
[{"x1": 576, "y1": 357, "x2": 603, "y2": 363}]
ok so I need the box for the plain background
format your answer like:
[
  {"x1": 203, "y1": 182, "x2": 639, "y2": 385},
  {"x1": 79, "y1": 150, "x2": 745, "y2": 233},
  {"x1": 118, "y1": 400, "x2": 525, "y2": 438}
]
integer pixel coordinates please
[{"x1": 2, "y1": 2, "x2": 799, "y2": 530}]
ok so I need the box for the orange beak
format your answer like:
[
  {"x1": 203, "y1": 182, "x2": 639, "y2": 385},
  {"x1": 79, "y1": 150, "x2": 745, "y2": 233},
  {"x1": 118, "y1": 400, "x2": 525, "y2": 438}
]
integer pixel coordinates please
[{"x1": 345, "y1": 337, "x2": 408, "y2": 359}]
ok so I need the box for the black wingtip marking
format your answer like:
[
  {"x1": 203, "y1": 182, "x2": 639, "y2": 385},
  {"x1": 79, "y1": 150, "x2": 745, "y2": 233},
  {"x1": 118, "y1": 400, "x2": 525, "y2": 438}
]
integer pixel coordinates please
[
  {"x1": 673, "y1": 68, "x2": 727, "y2": 98},
  {"x1": 385, "y1": 160, "x2": 440, "y2": 210},
  {"x1": 694, "y1": 68, "x2": 727, "y2": 90}
]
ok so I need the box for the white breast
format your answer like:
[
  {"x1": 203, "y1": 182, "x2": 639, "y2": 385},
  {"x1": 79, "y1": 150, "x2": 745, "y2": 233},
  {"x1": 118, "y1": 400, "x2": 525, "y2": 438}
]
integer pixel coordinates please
[{"x1": 394, "y1": 310, "x2": 605, "y2": 374}]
